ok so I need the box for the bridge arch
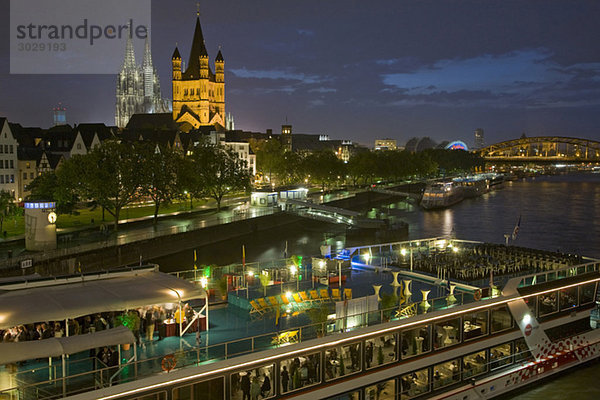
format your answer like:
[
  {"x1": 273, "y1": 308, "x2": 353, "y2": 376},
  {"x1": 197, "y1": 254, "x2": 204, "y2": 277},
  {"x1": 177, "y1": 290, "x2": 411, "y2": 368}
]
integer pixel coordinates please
[{"x1": 478, "y1": 136, "x2": 600, "y2": 161}]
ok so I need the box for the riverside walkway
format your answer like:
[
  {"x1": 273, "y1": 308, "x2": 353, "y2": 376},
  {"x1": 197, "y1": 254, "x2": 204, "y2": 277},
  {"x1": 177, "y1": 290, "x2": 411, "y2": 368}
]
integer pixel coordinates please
[{"x1": 0, "y1": 197, "x2": 273, "y2": 270}]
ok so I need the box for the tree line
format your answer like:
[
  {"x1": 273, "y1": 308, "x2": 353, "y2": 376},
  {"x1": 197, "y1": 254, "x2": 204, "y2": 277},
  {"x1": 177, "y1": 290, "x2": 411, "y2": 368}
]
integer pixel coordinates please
[
  {"x1": 252, "y1": 139, "x2": 484, "y2": 189},
  {"x1": 28, "y1": 140, "x2": 251, "y2": 230}
]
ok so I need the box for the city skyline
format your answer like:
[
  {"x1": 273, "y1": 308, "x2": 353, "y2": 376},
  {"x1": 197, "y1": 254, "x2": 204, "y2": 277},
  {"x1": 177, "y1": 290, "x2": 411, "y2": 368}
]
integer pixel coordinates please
[{"x1": 1, "y1": 0, "x2": 600, "y2": 147}]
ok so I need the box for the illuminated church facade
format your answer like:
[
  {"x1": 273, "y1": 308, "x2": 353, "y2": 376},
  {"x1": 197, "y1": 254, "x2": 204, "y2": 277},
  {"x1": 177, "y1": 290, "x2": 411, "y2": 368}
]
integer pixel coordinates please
[
  {"x1": 172, "y1": 15, "x2": 230, "y2": 130},
  {"x1": 115, "y1": 32, "x2": 170, "y2": 129}
]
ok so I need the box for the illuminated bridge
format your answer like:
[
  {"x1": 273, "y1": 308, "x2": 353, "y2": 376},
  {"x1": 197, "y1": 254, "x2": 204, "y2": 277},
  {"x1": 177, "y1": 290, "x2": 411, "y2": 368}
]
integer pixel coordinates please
[{"x1": 478, "y1": 136, "x2": 600, "y2": 162}]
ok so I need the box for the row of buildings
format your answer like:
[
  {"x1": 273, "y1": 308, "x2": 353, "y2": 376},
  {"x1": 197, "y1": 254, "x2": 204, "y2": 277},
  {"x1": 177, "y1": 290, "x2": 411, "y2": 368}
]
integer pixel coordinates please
[{"x1": 0, "y1": 111, "x2": 367, "y2": 201}]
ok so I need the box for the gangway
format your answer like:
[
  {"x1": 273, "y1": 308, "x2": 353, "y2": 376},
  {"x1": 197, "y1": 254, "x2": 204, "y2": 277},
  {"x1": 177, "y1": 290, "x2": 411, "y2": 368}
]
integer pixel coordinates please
[
  {"x1": 280, "y1": 198, "x2": 385, "y2": 228},
  {"x1": 370, "y1": 187, "x2": 422, "y2": 201}
]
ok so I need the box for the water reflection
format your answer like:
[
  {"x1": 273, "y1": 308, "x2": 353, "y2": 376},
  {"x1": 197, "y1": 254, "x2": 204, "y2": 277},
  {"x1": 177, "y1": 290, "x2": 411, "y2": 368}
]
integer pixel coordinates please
[{"x1": 153, "y1": 173, "x2": 600, "y2": 272}]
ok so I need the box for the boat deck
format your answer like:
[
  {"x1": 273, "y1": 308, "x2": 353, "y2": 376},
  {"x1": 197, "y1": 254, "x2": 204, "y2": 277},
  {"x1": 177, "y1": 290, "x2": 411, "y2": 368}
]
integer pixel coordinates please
[{"x1": 0, "y1": 238, "x2": 594, "y2": 399}]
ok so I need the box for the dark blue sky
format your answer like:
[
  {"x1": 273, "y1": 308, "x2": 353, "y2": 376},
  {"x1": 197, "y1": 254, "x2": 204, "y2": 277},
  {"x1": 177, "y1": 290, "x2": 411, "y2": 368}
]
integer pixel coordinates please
[{"x1": 1, "y1": 0, "x2": 600, "y2": 147}]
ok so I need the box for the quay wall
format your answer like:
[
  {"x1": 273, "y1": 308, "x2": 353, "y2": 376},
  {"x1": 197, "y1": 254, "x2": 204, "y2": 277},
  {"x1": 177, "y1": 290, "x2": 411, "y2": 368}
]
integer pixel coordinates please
[
  {"x1": 16, "y1": 212, "x2": 303, "y2": 277},
  {"x1": 3, "y1": 188, "x2": 412, "y2": 277}
]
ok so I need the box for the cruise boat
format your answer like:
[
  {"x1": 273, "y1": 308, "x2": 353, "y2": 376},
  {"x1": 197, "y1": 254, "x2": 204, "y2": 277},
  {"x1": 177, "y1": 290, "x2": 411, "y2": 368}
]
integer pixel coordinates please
[
  {"x1": 453, "y1": 176, "x2": 488, "y2": 199},
  {"x1": 35, "y1": 238, "x2": 598, "y2": 400},
  {"x1": 421, "y1": 182, "x2": 464, "y2": 209},
  {"x1": 483, "y1": 173, "x2": 505, "y2": 189}
]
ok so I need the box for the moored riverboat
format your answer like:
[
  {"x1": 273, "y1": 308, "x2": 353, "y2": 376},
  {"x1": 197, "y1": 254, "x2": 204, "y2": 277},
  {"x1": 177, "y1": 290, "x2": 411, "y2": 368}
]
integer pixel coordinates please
[
  {"x1": 453, "y1": 175, "x2": 489, "y2": 198},
  {"x1": 421, "y1": 182, "x2": 464, "y2": 209}
]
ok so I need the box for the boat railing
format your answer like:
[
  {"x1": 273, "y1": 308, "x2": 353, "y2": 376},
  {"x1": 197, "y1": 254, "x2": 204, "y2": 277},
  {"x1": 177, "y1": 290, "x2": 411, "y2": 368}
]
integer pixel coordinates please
[
  {"x1": 0, "y1": 291, "x2": 487, "y2": 399},
  {"x1": 515, "y1": 261, "x2": 600, "y2": 289}
]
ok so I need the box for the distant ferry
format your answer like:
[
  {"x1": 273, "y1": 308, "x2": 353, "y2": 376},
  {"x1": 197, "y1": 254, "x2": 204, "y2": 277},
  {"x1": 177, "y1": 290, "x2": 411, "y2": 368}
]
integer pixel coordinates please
[
  {"x1": 484, "y1": 173, "x2": 505, "y2": 189},
  {"x1": 421, "y1": 182, "x2": 464, "y2": 209},
  {"x1": 453, "y1": 176, "x2": 489, "y2": 199}
]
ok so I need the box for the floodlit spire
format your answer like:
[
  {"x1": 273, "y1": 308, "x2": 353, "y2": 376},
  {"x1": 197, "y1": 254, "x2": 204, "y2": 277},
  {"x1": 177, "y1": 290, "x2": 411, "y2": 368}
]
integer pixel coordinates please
[
  {"x1": 141, "y1": 35, "x2": 156, "y2": 98},
  {"x1": 142, "y1": 35, "x2": 153, "y2": 68},
  {"x1": 123, "y1": 22, "x2": 136, "y2": 69},
  {"x1": 183, "y1": 15, "x2": 208, "y2": 78}
]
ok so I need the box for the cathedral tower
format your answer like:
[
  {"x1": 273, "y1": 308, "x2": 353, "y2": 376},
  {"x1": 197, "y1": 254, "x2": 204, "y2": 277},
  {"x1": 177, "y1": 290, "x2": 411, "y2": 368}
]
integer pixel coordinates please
[
  {"x1": 115, "y1": 27, "x2": 169, "y2": 128},
  {"x1": 172, "y1": 13, "x2": 226, "y2": 130}
]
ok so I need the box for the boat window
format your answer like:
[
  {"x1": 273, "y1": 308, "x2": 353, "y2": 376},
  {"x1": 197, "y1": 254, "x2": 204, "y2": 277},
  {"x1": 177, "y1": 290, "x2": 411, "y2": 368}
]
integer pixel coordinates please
[
  {"x1": 280, "y1": 352, "x2": 320, "y2": 393},
  {"x1": 433, "y1": 358, "x2": 460, "y2": 390},
  {"x1": 538, "y1": 291, "x2": 558, "y2": 316},
  {"x1": 463, "y1": 310, "x2": 488, "y2": 341},
  {"x1": 490, "y1": 343, "x2": 513, "y2": 370},
  {"x1": 172, "y1": 377, "x2": 224, "y2": 400},
  {"x1": 491, "y1": 305, "x2": 513, "y2": 333},
  {"x1": 401, "y1": 325, "x2": 431, "y2": 358},
  {"x1": 579, "y1": 282, "x2": 596, "y2": 305},
  {"x1": 133, "y1": 393, "x2": 166, "y2": 400},
  {"x1": 365, "y1": 379, "x2": 395, "y2": 400},
  {"x1": 559, "y1": 286, "x2": 578, "y2": 311},
  {"x1": 524, "y1": 296, "x2": 537, "y2": 317},
  {"x1": 462, "y1": 350, "x2": 487, "y2": 379},
  {"x1": 514, "y1": 338, "x2": 533, "y2": 363},
  {"x1": 231, "y1": 365, "x2": 274, "y2": 400},
  {"x1": 434, "y1": 318, "x2": 461, "y2": 350},
  {"x1": 365, "y1": 334, "x2": 397, "y2": 369},
  {"x1": 325, "y1": 390, "x2": 360, "y2": 400},
  {"x1": 400, "y1": 367, "x2": 430, "y2": 399},
  {"x1": 325, "y1": 342, "x2": 361, "y2": 381}
]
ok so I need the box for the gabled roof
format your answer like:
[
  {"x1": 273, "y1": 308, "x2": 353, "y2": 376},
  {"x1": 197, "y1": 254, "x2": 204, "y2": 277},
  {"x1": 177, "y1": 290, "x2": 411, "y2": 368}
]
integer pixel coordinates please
[
  {"x1": 45, "y1": 152, "x2": 64, "y2": 169},
  {"x1": 125, "y1": 113, "x2": 178, "y2": 131},
  {"x1": 75, "y1": 123, "x2": 115, "y2": 147},
  {"x1": 224, "y1": 130, "x2": 271, "y2": 143},
  {"x1": 182, "y1": 17, "x2": 210, "y2": 80},
  {"x1": 17, "y1": 146, "x2": 43, "y2": 161},
  {"x1": 9, "y1": 124, "x2": 44, "y2": 147}
]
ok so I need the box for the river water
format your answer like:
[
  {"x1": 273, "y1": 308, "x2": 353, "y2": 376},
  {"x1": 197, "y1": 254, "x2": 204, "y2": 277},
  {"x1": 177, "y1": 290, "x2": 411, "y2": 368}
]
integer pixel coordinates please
[{"x1": 153, "y1": 172, "x2": 600, "y2": 398}]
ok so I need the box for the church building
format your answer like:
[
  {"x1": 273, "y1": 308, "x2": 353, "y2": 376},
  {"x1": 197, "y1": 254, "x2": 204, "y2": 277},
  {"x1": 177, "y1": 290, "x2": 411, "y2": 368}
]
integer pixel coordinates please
[
  {"x1": 171, "y1": 13, "x2": 227, "y2": 130},
  {"x1": 115, "y1": 30, "x2": 170, "y2": 129}
]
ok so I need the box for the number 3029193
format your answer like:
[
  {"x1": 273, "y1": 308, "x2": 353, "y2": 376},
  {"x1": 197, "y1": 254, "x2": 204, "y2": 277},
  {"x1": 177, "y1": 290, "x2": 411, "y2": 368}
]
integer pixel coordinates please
[{"x1": 17, "y1": 42, "x2": 66, "y2": 51}]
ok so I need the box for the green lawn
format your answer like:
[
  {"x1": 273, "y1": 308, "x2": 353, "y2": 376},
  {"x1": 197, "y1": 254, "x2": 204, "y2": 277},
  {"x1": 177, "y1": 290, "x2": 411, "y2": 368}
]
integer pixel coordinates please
[{"x1": 1, "y1": 199, "x2": 213, "y2": 238}]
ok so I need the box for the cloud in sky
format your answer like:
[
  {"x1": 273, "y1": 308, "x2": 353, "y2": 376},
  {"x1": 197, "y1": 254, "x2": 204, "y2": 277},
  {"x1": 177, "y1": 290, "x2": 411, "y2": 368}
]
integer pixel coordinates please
[
  {"x1": 380, "y1": 49, "x2": 600, "y2": 108},
  {"x1": 229, "y1": 67, "x2": 326, "y2": 84},
  {"x1": 297, "y1": 29, "x2": 315, "y2": 36},
  {"x1": 309, "y1": 87, "x2": 337, "y2": 93}
]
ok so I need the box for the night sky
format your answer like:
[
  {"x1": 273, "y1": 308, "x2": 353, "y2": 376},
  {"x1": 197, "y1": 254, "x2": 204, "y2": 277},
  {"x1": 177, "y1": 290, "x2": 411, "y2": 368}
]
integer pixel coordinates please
[{"x1": 1, "y1": 0, "x2": 600, "y2": 147}]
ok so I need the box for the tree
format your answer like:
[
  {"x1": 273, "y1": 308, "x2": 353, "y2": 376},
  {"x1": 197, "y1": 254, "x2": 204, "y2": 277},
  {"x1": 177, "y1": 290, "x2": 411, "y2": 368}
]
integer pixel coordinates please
[
  {"x1": 75, "y1": 141, "x2": 142, "y2": 231},
  {"x1": 28, "y1": 171, "x2": 79, "y2": 215},
  {"x1": 303, "y1": 150, "x2": 345, "y2": 191},
  {"x1": 254, "y1": 138, "x2": 285, "y2": 184},
  {"x1": 191, "y1": 143, "x2": 250, "y2": 212},
  {"x1": 348, "y1": 151, "x2": 378, "y2": 186},
  {"x1": 139, "y1": 143, "x2": 181, "y2": 224},
  {"x1": 0, "y1": 191, "x2": 16, "y2": 234}
]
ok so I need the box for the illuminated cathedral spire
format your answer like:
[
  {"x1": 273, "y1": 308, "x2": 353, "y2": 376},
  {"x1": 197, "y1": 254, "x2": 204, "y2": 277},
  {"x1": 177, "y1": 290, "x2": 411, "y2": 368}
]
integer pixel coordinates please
[{"x1": 115, "y1": 31, "x2": 170, "y2": 128}]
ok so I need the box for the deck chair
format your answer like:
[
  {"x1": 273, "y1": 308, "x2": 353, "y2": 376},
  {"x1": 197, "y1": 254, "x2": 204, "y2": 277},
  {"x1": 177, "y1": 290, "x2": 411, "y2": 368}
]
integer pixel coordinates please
[
  {"x1": 250, "y1": 300, "x2": 265, "y2": 315},
  {"x1": 299, "y1": 291, "x2": 313, "y2": 303},
  {"x1": 268, "y1": 296, "x2": 280, "y2": 308},
  {"x1": 258, "y1": 298, "x2": 271, "y2": 310},
  {"x1": 280, "y1": 294, "x2": 299, "y2": 310},
  {"x1": 332, "y1": 288, "x2": 342, "y2": 301},
  {"x1": 310, "y1": 290, "x2": 322, "y2": 303},
  {"x1": 344, "y1": 288, "x2": 353, "y2": 300},
  {"x1": 292, "y1": 293, "x2": 304, "y2": 305},
  {"x1": 319, "y1": 288, "x2": 331, "y2": 302}
]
